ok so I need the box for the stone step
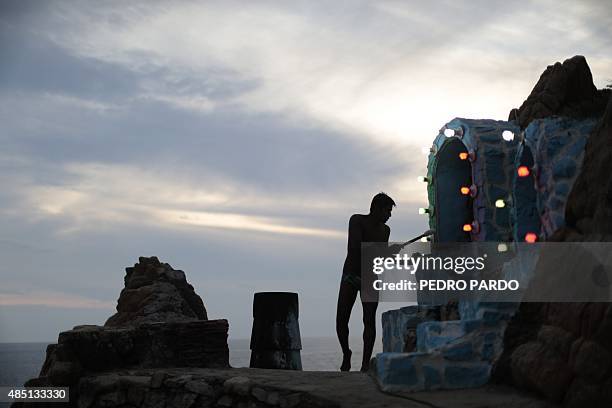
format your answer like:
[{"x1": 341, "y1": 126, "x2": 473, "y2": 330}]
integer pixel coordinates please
[
  {"x1": 416, "y1": 319, "x2": 505, "y2": 361},
  {"x1": 458, "y1": 301, "x2": 519, "y2": 321},
  {"x1": 375, "y1": 351, "x2": 492, "y2": 392},
  {"x1": 378, "y1": 301, "x2": 517, "y2": 393},
  {"x1": 381, "y1": 305, "x2": 441, "y2": 353},
  {"x1": 382, "y1": 302, "x2": 517, "y2": 354},
  {"x1": 416, "y1": 320, "x2": 470, "y2": 352}
]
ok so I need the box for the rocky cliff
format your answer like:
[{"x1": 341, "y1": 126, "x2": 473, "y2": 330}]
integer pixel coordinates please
[{"x1": 495, "y1": 57, "x2": 612, "y2": 407}]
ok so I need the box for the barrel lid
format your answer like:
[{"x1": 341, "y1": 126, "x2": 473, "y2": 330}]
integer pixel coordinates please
[{"x1": 253, "y1": 292, "x2": 298, "y2": 319}]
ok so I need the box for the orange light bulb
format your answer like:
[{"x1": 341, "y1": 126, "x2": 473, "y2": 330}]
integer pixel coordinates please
[
  {"x1": 525, "y1": 232, "x2": 537, "y2": 243},
  {"x1": 517, "y1": 166, "x2": 530, "y2": 177},
  {"x1": 459, "y1": 152, "x2": 469, "y2": 160},
  {"x1": 460, "y1": 186, "x2": 470, "y2": 195},
  {"x1": 463, "y1": 224, "x2": 473, "y2": 232}
]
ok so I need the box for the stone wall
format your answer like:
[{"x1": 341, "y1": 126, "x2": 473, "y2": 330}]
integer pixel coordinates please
[
  {"x1": 79, "y1": 371, "x2": 335, "y2": 408},
  {"x1": 15, "y1": 369, "x2": 336, "y2": 408}
]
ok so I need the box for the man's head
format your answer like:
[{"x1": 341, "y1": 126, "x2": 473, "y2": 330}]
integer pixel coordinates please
[{"x1": 370, "y1": 192, "x2": 396, "y2": 223}]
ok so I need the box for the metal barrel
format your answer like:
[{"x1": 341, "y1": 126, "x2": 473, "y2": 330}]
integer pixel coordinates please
[{"x1": 249, "y1": 292, "x2": 302, "y2": 370}]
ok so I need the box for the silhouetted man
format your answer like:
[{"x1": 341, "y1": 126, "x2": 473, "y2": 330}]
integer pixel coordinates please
[{"x1": 336, "y1": 192, "x2": 395, "y2": 372}]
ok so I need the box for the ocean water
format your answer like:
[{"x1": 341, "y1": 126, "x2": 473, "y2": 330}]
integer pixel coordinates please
[
  {"x1": 0, "y1": 337, "x2": 378, "y2": 387},
  {"x1": 229, "y1": 337, "x2": 377, "y2": 371},
  {"x1": 0, "y1": 343, "x2": 49, "y2": 387}
]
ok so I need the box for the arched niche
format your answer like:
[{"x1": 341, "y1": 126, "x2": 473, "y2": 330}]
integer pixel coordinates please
[
  {"x1": 434, "y1": 138, "x2": 473, "y2": 242},
  {"x1": 513, "y1": 145, "x2": 540, "y2": 242}
]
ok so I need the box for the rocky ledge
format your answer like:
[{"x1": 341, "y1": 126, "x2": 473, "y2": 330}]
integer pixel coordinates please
[{"x1": 18, "y1": 367, "x2": 556, "y2": 408}]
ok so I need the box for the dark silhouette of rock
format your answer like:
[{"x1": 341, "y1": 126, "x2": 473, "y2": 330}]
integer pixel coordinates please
[
  {"x1": 105, "y1": 256, "x2": 208, "y2": 327},
  {"x1": 496, "y1": 67, "x2": 612, "y2": 407},
  {"x1": 510, "y1": 338, "x2": 573, "y2": 402},
  {"x1": 564, "y1": 96, "x2": 612, "y2": 235},
  {"x1": 509, "y1": 55, "x2": 610, "y2": 129},
  {"x1": 16, "y1": 257, "x2": 228, "y2": 408}
]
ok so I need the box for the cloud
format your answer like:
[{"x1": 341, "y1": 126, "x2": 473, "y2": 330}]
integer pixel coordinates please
[
  {"x1": 152, "y1": 208, "x2": 343, "y2": 238},
  {"x1": 15, "y1": 161, "x2": 346, "y2": 238},
  {"x1": 0, "y1": 85, "x2": 411, "y2": 196},
  {"x1": 22, "y1": 0, "x2": 610, "y2": 148},
  {"x1": 140, "y1": 93, "x2": 216, "y2": 113},
  {"x1": 45, "y1": 92, "x2": 121, "y2": 113}
]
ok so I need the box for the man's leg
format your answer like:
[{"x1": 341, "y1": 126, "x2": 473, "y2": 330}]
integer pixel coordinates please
[
  {"x1": 360, "y1": 300, "x2": 378, "y2": 372},
  {"x1": 336, "y1": 279, "x2": 358, "y2": 371}
]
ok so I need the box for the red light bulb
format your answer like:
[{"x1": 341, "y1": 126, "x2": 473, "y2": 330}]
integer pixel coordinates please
[{"x1": 518, "y1": 166, "x2": 530, "y2": 177}]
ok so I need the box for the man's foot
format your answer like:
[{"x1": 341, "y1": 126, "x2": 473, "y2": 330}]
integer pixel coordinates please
[
  {"x1": 340, "y1": 350, "x2": 352, "y2": 371},
  {"x1": 360, "y1": 357, "x2": 376, "y2": 372}
]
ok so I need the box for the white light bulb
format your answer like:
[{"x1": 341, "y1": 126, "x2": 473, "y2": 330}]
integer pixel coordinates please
[
  {"x1": 495, "y1": 199, "x2": 505, "y2": 208},
  {"x1": 502, "y1": 130, "x2": 514, "y2": 142},
  {"x1": 444, "y1": 128, "x2": 455, "y2": 137}
]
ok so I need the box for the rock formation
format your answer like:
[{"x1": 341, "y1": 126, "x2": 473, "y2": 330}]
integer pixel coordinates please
[
  {"x1": 495, "y1": 60, "x2": 612, "y2": 407},
  {"x1": 106, "y1": 256, "x2": 208, "y2": 327},
  {"x1": 563, "y1": 94, "x2": 612, "y2": 237},
  {"x1": 16, "y1": 257, "x2": 229, "y2": 408},
  {"x1": 508, "y1": 55, "x2": 610, "y2": 129}
]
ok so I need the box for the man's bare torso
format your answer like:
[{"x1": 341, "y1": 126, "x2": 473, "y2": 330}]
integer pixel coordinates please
[{"x1": 342, "y1": 214, "x2": 390, "y2": 277}]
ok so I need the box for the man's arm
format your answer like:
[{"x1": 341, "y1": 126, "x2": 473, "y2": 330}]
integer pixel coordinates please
[{"x1": 384, "y1": 225, "x2": 403, "y2": 255}]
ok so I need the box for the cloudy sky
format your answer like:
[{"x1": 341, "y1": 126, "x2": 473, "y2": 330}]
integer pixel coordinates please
[{"x1": 1, "y1": 0, "x2": 611, "y2": 345}]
